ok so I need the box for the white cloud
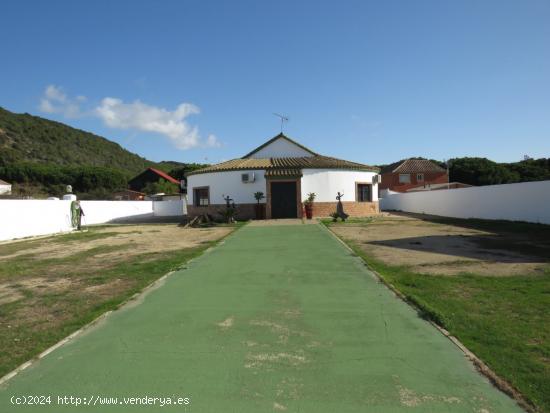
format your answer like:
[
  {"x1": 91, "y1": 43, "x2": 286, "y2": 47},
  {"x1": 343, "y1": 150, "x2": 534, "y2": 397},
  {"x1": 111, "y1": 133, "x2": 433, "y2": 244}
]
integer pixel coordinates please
[
  {"x1": 95, "y1": 98, "x2": 212, "y2": 149},
  {"x1": 205, "y1": 134, "x2": 221, "y2": 148},
  {"x1": 39, "y1": 85, "x2": 83, "y2": 118},
  {"x1": 38, "y1": 85, "x2": 218, "y2": 150},
  {"x1": 44, "y1": 84, "x2": 67, "y2": 102}
]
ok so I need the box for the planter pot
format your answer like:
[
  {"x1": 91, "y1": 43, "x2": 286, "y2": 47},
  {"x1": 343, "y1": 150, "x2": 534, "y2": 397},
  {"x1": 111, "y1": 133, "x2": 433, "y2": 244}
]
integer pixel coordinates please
[
  {"x1": 304, "y1": 204, "x2": 313, "y2": 219},
  {"x1": 254, "y1": 204, "x2": 265, "y2": 220}
]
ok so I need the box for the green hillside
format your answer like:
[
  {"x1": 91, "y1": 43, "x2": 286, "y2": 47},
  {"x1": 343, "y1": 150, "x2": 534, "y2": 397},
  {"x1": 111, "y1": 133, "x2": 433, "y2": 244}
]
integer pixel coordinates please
[
  {"x1": 0, "y1": 107, "x2": 154, "y2": 174},
  {"x1": 0, "y1": 107, "x2": 208, "y2": 199}
]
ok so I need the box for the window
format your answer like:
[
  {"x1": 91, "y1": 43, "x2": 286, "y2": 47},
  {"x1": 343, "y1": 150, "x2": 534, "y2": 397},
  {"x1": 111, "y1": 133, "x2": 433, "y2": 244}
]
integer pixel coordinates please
[
  {"x1": 356, "y1": 183, "x2": 372, "y2": 202},
  {"x1": 193, "y1": 187, "x2": 209, "y2": 206},
  {"x1": 417, "y1": 173, "x2": 424, "y2": 182},
  {"x1": 399, "y1": 173, "x2": 411, "y2": 184}
]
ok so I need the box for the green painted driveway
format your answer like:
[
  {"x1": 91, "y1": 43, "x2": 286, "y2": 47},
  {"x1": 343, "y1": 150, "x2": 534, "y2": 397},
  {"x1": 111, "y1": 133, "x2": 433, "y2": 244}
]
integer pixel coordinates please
[{"x1": 1, "y1": 224, "x2": 522, "y2": 412}]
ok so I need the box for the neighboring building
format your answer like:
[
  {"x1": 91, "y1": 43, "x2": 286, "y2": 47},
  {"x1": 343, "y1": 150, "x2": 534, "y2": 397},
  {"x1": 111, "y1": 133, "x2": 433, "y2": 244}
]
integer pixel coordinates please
[
  {"x1": 186, "y1": 133, "x2": 381, "y2": 219},
  {"x1": 128, "y1": 167, "x2": 180, "y2": 192},
  {"x1": 379, "y1": 159, "x2": 448, "y2": 193},
  {"x1": 113, "y1": 189, "x2": 146, "y2": 200},
  {"x1": 146, "y1": 194, "x2": 184, "y2": 201},
  {"x1": 0, "y1": 179, "x2": 12, "y2": 195}
]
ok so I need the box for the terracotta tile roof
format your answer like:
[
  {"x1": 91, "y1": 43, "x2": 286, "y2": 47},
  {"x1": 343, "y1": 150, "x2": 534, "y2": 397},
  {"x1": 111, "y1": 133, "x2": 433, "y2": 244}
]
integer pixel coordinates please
[
  {"x1": 265, "y1": 168, "x2": 303, "y2": 177},
  {"x1": 187, "y1": 155, "x2": 379, "y2": 176},
  {"x1": 381, "y1": 159, "x2": 446, "y2": 174},
  {"x1": 114, "y1": 189, "x2": 146, "y2": 195},
  {"x1": 147, "y1": 168, "x2": 180, "y2": 184}
]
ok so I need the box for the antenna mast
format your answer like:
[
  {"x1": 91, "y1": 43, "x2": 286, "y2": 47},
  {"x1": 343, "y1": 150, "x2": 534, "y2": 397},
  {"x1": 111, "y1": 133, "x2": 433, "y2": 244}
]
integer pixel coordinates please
[{"x1": 273, "y1": 113, "x2": 289, "y2": 133}]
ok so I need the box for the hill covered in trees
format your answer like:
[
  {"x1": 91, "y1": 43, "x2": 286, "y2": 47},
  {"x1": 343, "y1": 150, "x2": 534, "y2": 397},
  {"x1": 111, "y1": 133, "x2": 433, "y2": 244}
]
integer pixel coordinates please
[
  {"x1": 0, "y1": 107, "x2": 207, "y2": 198},
  {"x1": 449, "y1": 157, "x2": 550, "y2": 186},
  {"x1": 0, "y1": 107, "x2": 156, "y2": 173}
]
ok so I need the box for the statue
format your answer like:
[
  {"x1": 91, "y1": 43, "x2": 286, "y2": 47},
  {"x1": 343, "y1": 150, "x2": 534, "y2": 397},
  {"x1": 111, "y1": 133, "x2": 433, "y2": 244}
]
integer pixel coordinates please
[
  {"x1": 223, "y1": 195, "x2": 233, "y2": 208},
  {"x1": 220, "y1": 195, "x2": 237, "y2": 223},
  {"x1": 70, "y1": 200, "x2": 86, "y2": 230},
  {"x1": 336, "y1": 192, "x2": 349, "y2": 221}
]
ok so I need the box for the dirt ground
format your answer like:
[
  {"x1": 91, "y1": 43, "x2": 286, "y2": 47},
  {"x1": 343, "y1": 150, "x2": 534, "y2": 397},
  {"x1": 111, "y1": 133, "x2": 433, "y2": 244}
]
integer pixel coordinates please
[
  {"x1": 0, "y1": 224, "x2": 231, "y2": 261},
  {"x1": 330, "y1": 213, "x2": 550, "y2": 276},
  {"x1": 0, "y1": 223, "x2": 235, "y2": 377},
  {"x1": 0, "y1": 224, "x2": 232, "y2": 306}
]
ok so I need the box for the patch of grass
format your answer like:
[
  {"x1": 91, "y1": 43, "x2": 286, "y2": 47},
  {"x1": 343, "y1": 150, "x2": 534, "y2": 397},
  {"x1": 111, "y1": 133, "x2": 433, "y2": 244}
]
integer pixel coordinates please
[
  {"x1": 211, "y1": 220, "x2": 249, "y2": 228},
  {"x1": 473, "y1": 237, "x2": 550, "y2": 260},
  {"x1": 416, "y1": 215, "x2": 550, "y2": 242},
  {"x1": 50, "y1": 230, "x2": 121, "y2": 243},
  {"x1": 321, "y1": 217, "x2": 375, "y2": 226},
  {"x1": 0, "y1": 244, "x2": 130, "y2": 280},
  {"x1": 0, "y1": 228, "x2": 121, "y2": 257},
  {"x1": 0, "y1": 239, "x2": 46, "y2": 257},
  {"x1": 325, "y1": 221, "x2": 550, "y2": 412},
  {"x1": 0, "y1": 227, "x2": 235, "y2": 379}
]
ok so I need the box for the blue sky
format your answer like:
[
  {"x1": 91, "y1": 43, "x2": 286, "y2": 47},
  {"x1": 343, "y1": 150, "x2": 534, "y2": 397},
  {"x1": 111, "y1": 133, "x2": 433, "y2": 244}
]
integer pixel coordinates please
[{"x1": 1, "y1": 0, "x2": 549, "y2": 165}]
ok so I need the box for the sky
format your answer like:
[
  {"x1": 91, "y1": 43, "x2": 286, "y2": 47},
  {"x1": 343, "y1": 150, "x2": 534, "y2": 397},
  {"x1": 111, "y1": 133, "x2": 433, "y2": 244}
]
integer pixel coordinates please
[{"x1": 1, "y1": 0, "x2": 549, "y2": 165}]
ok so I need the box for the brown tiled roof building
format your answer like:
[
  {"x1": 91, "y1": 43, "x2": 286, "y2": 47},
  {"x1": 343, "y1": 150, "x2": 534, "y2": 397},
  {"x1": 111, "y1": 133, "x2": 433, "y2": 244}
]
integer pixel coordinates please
[
  {"x1": 186, "y1": 133, "x2": 382, "y2": 220},
  {"x1": 379, "y1": 158, "x2": 448, "y2": 193}
]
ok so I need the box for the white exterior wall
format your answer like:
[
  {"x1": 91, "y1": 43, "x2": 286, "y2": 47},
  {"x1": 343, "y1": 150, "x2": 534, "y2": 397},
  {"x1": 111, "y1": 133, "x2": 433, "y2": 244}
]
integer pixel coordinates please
[
  {"x1": 301, "y1": 169, "x2": 379, "y2": 202},
  {"x1": 187, "y1": 170, "x2": 267, "y2": 205},
  {"x1": 248, "y1": 139, "x2": 313, "y2": 158},
  {"x1": 380, "y1": 180, "x2": 550, "y2": 224},
  {"x1": 0, "y1": 184, "x2": 11, "y2": 195}
]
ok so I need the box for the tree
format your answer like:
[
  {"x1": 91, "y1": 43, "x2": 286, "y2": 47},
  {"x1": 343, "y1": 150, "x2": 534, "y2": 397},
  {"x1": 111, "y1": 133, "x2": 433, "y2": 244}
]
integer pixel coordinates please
[
  {"x1": 168, "y1": 163, "x2": 209, "y2": 180},
  {"x1": 142, "y1": 178, "x2": 179, "y2": 195},
  {"x1": 0, "y1": 162, "x2": 128, "y2": 199},
  {"x1": 449, "y1": 158, "x2": 520, "y2": 186}
]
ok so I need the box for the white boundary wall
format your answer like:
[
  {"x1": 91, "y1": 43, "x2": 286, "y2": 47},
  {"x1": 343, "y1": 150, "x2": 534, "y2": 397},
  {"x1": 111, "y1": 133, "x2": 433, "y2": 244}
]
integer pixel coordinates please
[
  {"x1": 380, "y1": 180, "x2": 550, "y2": 224},
  {"x1": 152, "y1": 199, "x2": 187, "y2": 216},
  {"x1": 0, "y1": 200, "x2": 187, "y2": 242},
  {"x1": 0, "y1": 200, "x2": 74, "y2": 241},
  {"x1": 80, "y1": 201, "x2": 154, "y2": 225}
]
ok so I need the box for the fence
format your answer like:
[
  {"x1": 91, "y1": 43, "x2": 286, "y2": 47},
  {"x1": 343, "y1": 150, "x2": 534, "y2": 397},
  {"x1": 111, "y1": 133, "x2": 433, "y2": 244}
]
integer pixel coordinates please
[
  {"x1": 0, "y1": 199, "x2": 187, "y2": 242},
  {"x1": 379, "y1": 180, "x2": 550, "y2": 225}
]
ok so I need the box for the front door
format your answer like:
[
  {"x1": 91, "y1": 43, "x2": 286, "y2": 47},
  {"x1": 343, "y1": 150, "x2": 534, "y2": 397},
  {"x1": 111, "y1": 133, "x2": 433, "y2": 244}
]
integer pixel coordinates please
[{"x1": 271, "y1": 181, "x2": 297, "y2": 218}]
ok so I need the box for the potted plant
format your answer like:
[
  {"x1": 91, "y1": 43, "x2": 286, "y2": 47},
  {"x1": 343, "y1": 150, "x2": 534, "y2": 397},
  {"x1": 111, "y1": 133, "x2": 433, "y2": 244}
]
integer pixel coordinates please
[
  {"x1": 254, "y1": 191, "x2": 265, "y2": 220},
  {"x1": 303, "y1": 192, "x2": 316, "y2": 219}
]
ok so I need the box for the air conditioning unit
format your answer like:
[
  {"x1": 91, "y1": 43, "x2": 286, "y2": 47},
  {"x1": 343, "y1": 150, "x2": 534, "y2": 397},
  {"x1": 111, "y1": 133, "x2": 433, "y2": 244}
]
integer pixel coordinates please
[
  {"x1": 241, "y1": 172, "x2": 255, "y2": 183},
  {"x1": 372, "y1": 174, "x2": 382, "y2": 184}
]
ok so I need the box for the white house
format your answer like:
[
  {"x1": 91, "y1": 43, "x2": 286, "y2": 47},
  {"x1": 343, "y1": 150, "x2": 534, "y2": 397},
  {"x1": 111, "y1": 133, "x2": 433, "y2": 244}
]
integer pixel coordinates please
[
  {"x1": 0, "y1": 179, "x2": 12, "y2": 195},
  {"x1": 186, "y1": 134, "x2": 381, "y2": 219}
]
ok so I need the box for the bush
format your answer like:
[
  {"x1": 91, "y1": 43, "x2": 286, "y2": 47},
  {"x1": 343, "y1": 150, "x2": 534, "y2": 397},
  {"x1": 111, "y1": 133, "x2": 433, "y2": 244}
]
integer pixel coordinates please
[
  {"x1": 142, "y1": 179, "x2": 179, "y2": 195},
  {"x1": 0, "y1": 163, "x2": 128, "y2": 198}
]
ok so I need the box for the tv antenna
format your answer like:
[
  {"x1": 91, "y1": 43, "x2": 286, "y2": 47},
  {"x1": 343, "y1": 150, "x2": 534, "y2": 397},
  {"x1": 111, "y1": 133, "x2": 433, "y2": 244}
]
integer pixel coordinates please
[{"x1": 273, "y1": 113, "x2": 289, "y2": 133}]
